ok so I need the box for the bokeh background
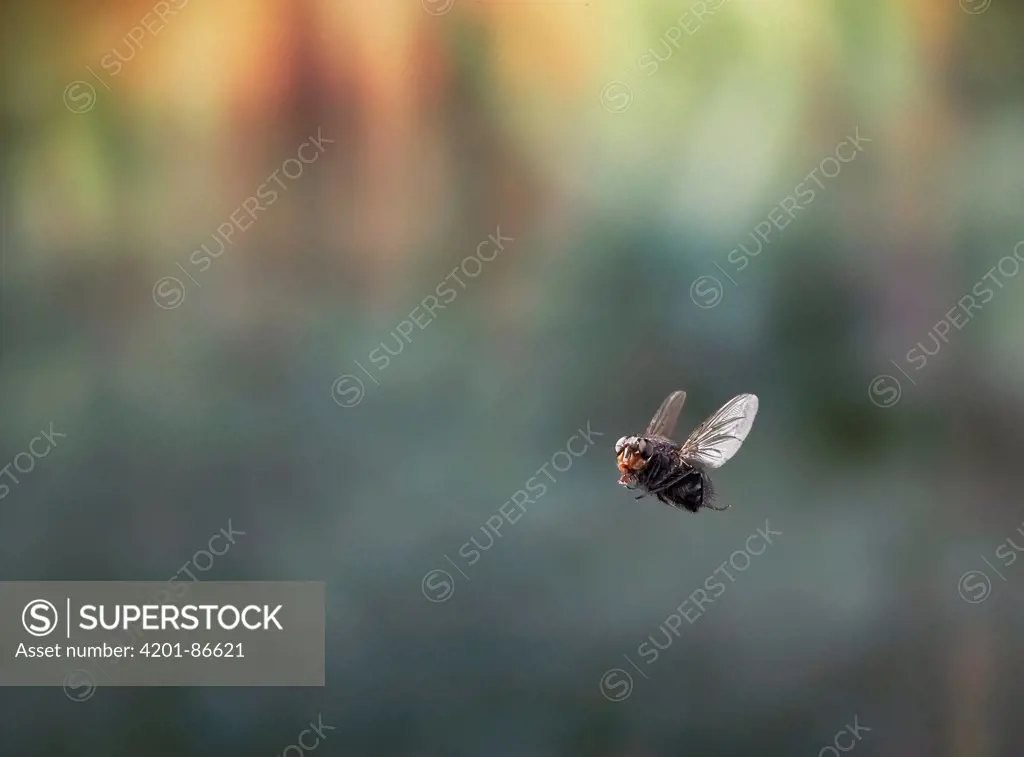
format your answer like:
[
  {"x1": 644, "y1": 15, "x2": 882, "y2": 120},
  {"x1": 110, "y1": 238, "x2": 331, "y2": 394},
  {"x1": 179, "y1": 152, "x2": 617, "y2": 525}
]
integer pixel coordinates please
[{"x1": 2, "y1": 0, "x2": 1024, "y2": 754}]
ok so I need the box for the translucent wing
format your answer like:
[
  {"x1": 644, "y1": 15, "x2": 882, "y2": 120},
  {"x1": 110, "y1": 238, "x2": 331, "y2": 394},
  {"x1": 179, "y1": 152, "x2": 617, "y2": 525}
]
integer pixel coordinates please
[
  {"x1": 645, "y1": 390, "x2": 687, "y2": 439},
  {"x1": 679, "y1": 394, "x2": 758, "y2": 469}
]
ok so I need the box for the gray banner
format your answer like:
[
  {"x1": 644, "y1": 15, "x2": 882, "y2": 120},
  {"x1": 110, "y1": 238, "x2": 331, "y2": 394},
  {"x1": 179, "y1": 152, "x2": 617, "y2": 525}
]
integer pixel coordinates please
[{"x1": 0, "y1": 582, "x2": 324, "y2": 687}]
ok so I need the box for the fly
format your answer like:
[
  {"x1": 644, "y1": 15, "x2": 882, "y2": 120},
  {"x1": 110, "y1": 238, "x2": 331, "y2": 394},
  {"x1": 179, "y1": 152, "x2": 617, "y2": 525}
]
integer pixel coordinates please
[{"x1": 615, "y1": 391, "x2": 758, "y2": 513}]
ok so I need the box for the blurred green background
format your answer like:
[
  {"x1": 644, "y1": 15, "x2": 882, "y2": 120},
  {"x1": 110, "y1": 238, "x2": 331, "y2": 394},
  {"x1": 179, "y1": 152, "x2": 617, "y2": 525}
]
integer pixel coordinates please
[{"x1": 2, "y1": 0, "x2": 1024, "y2": 754}]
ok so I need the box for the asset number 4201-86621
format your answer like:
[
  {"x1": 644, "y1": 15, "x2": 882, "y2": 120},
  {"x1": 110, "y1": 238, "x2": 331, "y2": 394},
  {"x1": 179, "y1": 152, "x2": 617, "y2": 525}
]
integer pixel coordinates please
[{"x1": 139, "y1": 642, "x2": 244, "y2": 658}]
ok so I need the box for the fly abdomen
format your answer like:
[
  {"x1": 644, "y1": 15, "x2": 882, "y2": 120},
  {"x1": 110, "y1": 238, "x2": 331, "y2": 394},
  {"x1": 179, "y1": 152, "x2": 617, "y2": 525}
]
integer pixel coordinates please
[{"x1": 658, "y1": 466, "x2": 711, "y2": 513}]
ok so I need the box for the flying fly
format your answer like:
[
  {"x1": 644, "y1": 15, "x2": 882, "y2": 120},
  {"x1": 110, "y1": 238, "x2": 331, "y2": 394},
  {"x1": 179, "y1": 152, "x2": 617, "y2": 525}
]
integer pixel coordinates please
[{"x1": 615, "y1": 391, "x2": 758, "y2": 513}]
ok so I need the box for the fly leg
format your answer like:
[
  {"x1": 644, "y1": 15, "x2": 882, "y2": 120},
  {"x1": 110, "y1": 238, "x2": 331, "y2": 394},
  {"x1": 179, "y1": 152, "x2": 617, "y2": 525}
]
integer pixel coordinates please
[
  {"x1": 633, "y1": 456, "x2": 671, "y2": 500},
  {"x1": 647, "y1": 468, "x2": 692, "y2": 496}
]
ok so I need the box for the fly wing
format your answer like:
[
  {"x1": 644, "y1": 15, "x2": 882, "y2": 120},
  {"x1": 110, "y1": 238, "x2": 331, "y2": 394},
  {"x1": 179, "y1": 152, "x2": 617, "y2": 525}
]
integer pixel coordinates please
[
  {"x1": 645, "y1": 390, "x2": 687, "y2": 439},
  {"x1": 679, "y1": 394, "x2": 758, "y2": 469}
]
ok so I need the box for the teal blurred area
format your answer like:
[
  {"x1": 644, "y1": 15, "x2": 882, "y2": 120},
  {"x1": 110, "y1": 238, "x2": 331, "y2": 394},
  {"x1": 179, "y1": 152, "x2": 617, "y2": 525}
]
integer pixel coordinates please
[{"x1": 2, "y1": 0, "x2": 1024, "y2": 754}]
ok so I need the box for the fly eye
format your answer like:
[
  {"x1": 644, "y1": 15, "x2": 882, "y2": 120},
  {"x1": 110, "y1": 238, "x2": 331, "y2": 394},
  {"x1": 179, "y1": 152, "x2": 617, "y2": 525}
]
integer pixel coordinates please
[{"x1": 638, "y1": 440, "x2": 648, "y2": 456}]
